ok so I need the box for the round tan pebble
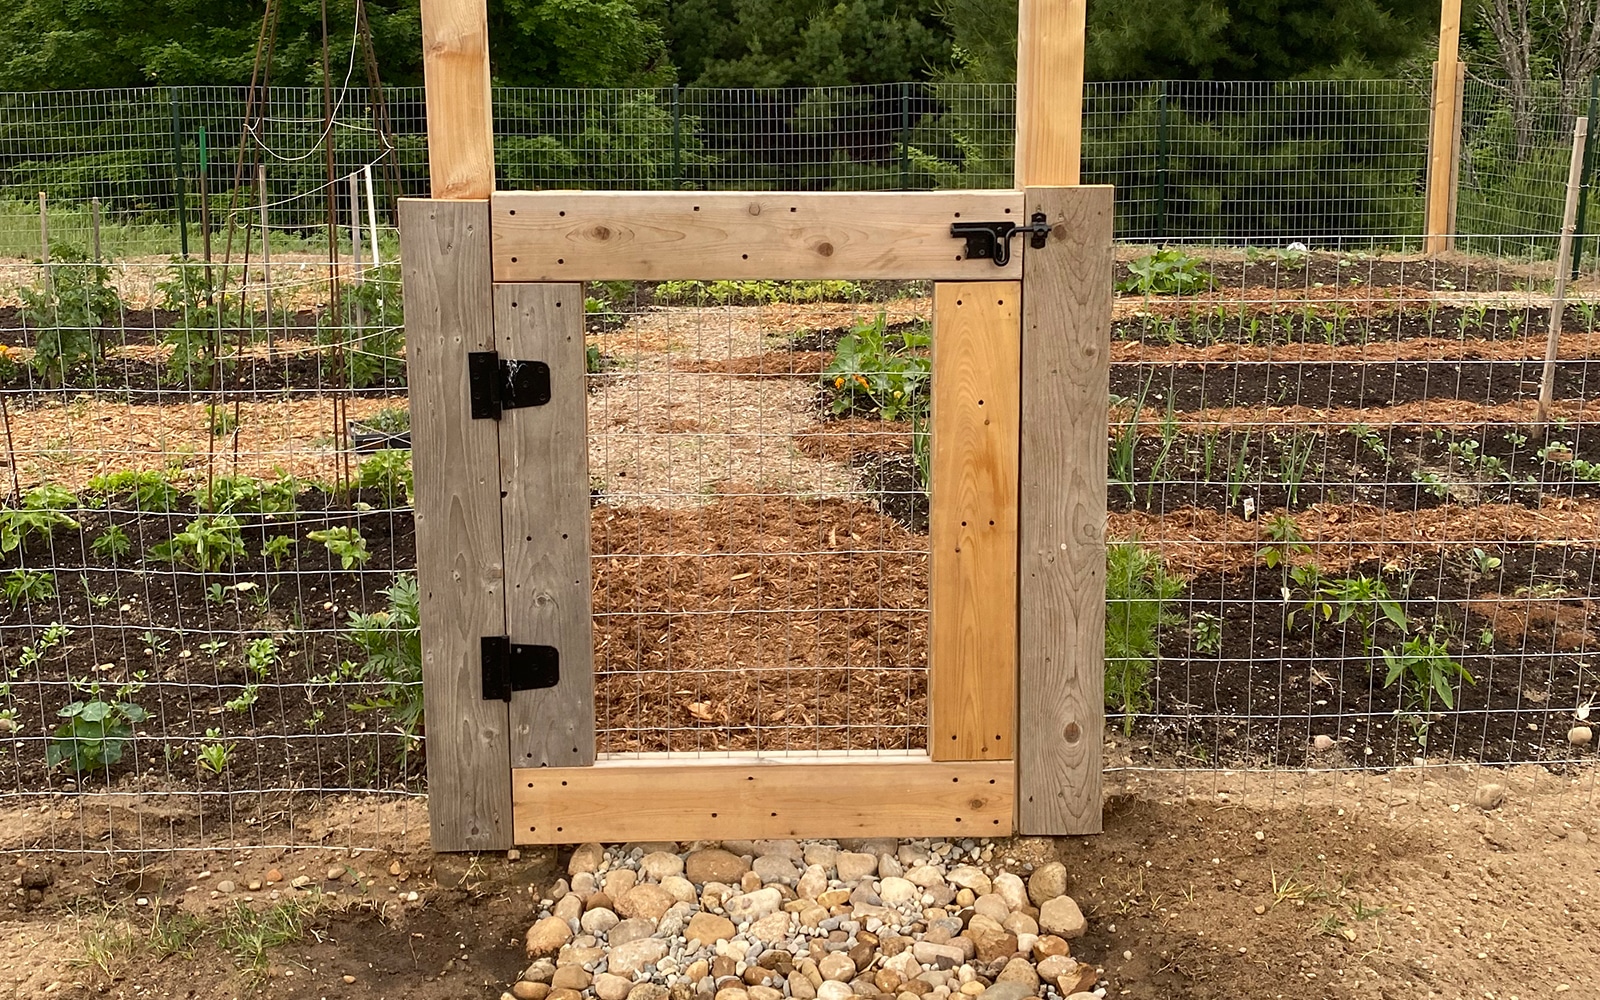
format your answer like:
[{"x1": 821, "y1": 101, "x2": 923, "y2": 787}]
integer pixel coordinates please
[
  {"x1": 549, "y1": 989, "x2": 584, "y2": 1000},
  {"x1": 1570, "y1": 725, "x2": 1593, "y2": 746},
  {"x1": 342, "y1": 975, "x2": 357, "y2": 984},
  {"x1": 524, "y1": 916, "x2": 572, "y2": 958},
  {"x1": 264, "y1": 869, "x2": 283, "y2": 883},
  {"x1": 327, "y1": 866, "x2": 345, "y2": 881},
  {"x1": 958, "y1": 983, "x2": 985, "y2": 997},
  {"x1": 715, "y1": 988, "x2": 750, "y2": 1000},
  {"x1": 551, "y1": 967, "x2": 592, "y2": 991},
  {"x1": 749, "y1": 987, "x2": 783, "y2": 1000},
  {"x1": 513, "y1": 984, "x2": 549, "y2": 1000},
  {"x1": 594, "y1": 973, "x2": 634, "y2": 1000}
]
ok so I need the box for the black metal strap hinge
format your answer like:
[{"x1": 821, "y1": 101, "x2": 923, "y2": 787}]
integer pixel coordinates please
[
  {"x1": 469, "y1": 351, "x2": 551, "y2": 420},
  {"x1": 950, "y1": 211, "x2": 1054, "y2": 266},
  {"x1": 481, "y1": 636, "x2": 561, "y2": 701}
]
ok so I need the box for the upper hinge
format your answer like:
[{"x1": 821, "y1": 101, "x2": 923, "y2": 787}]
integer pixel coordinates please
[
  {"x1": 481, "y1": 635, "x2": 561, "y2": 702},
  {"x1": 950, "y1": 211, "x2": 1053, "y2": 266},
  {"x1": 469, "y1": 350, "x2": 551, "y2": 420}
]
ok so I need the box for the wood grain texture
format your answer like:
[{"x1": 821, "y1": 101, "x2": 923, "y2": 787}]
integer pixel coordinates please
[
  {"x1": 490, "y1": 191, "x2": 1025, "y2": 281},
  {"x1": 1424, "y1": 0, "x2": 1463, "y2": 253},
  {"x1": 494, "y1": 283, "x2": 597, "y2": 768},
  {"x1": 1015, "y1": 0, "x2": 1085, "y2": 185},
  {"x1": 513, "y1": 758, "x2": 1013, "y2": 843},
  {"x1": 930, "y1": 282, "x2": 1020, "y2": 761},
  {"x1": 1017, "y1": 186, "x2": 1112, "y2": 835},
  {"x1": 420, "y1": 0, "x2": 495, "y2": 198},
  {"x1": 399, "y1": 198, "x2": 512, "y2": 850}
]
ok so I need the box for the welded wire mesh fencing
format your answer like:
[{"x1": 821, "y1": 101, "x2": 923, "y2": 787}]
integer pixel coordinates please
[
  {"x1": 3, "y1": 78, "x2": 1596, "y2": 257},
  {"x1": 4, "y1": 79, "x2": 1600, "y2": 856}
]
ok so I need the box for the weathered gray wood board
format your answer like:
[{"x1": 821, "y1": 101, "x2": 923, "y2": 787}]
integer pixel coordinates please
[
  {"x1": 400, "y1": 198, "x2": 512, "y2": 850},
  {"x1": 494, "y1": 283, "x2": 597, "y2": 767},
  {"x1": 1017, "y1": 186, "x2": 1113, "y2": 835}
]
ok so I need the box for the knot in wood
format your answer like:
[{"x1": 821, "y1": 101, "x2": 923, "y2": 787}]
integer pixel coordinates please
[
  {"x1": 815, "y1": 242, "x2": 834, "y2": 257},
  {"x1": 1062, "y1": 722, "x2": 1081, "y2": 744}
]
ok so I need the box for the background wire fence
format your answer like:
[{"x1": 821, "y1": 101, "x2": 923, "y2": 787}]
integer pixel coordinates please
[
  {"x1": 2, "y1": 78, "x2": 1597, "y2": 255},
  {"x1": 3, "y1": 78, "x2": 1600, "y2": 855}
]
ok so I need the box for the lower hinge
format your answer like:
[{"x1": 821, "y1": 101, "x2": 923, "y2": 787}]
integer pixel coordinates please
[
  {"x1": 481, "y1": 636, "x2": 560, "y2": 701},
  {"x1": 469, "y1": 351, "x2": 551, "y2": 420}
]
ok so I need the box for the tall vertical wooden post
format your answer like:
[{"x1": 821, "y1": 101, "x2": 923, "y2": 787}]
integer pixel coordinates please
[
  {"x1": 1425, "y1": 0, "x2": 1464, "y2": 254},
  {"x1": 410, "y1": 0, "x2": 506, "y2": 850},
  {"x1": 1015, "y1": 0, "x2": 1085, "y2": 184},
  {"x1": 1014, "y1": 0, "x2": 1110, "y2": 835},
  {"x1": 420, "y1": 0, "x2": 496, "y2": 198}
]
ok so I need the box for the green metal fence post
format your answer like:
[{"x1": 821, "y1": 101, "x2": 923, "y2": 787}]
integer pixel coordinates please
[
  {"x1": 170, "y1": 87, "x2": 189, "y2": 257},
  {"x1": 900, "y1": 83, "x2": 911, "y2": 190},
  {"x1": 1571, "y1": 76, "x2": 1599, "y2": 279},
  {"x1": 1156, "y1": 82, "x2": 1169, "y2": 240},
  {"x1": 671, "y1": 85, "x2": 683, "y2": 186}
]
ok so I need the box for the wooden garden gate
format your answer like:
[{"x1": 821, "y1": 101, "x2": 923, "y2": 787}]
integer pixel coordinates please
[{"x1": 399, "y1": 0, "x2": 1112, "y2": 852}]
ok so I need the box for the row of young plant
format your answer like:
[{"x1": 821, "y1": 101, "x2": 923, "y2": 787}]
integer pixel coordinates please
[
  {"x1": 1109, "y1": 398, "x2": 1600, "y2": 512},
  {"x1": 2, "y1": 251, "x2": 404, "y2": 389},
  {"x1": 809, "y1": 313, "x2": 1600, "y2": 511},
  {"x1": 1112, "y1": 298, "x2": 1591, "y2": 349},
  {"x1": 0, "y1": 461, "x2": 423, "y2": 778},
  {"x1": 1108, "y1": 518, "x2": 1477, "y2": 748},
  {"x1": 1, "y1": 570, "x2": 420, "y2": 780}
]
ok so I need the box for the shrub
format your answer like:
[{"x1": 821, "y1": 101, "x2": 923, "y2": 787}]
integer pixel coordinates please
[
  {"x1": 151, "y1": 515, "x2": 246, "y2": 572},
  {"x1": 1105, "y1": 541, "x2": 1183, "y2": 733},
  {"x1": 87, "y1": 469, "x2": 180, "y2": 512},
  {"x1": 821, "y1": 313, "x2": 930, "y2": 422},
  {"x1": 1117, "y1": 247, "x2": 1208, "y2": 295},
  {"x1": 19, "y1": 245, "x2": 123, "y2": 384},
  {"x1": 47, "y1": 695, "x2": 147, "y2": 772},
  {"x1": 356, "y1": 450, "x2": 413, "y2": 506},
  {"x1": 345, "y1": 574, "x2": 423, "y2": 737},
  {"x1": 307, "y1": 527, "x2": 370, "y2": 569},
  {"x1": 0, "y1": 486, "x2": 79, "y2": 555}
]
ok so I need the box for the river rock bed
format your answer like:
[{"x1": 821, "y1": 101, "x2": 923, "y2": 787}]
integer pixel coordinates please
[{"x1": 508, "y1": 839, "x2": 1106, "y2": 1000}]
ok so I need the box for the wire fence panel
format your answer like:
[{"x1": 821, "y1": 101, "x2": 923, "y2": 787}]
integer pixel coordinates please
[
  {"x1": 3, "y1": 79, "x2": 1595, "y2": 258},
  {"x1": 1458, "y1": 78, "x2": 1593, "y2": 253},
  {"x1": 1108, "y1": 241, "x2": 1598, "y2": 771},
  {"x1": 4, "y1": 78, "x2": 1600, "y2": 855}
]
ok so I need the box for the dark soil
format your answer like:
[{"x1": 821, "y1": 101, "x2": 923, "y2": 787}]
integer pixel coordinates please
[
  {"x1": 0, "y1": 490, "x2": 420, "y2": 797},
  {"x1": 1112, "y1": 303, "x2": 1600, "y2": 348},
  {"x1": 0, "y1": 353, "x2": 406, "y2": 399},
  {"x1": 1111, "y1": 358, "x2": 1598, "y2": 413},
  {"x1": 1145, "y1": 544, "x2": 1598, "y2": 769}
]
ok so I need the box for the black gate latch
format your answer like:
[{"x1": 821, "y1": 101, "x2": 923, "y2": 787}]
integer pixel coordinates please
[
  {"x1": 950, "y1": 211, "x2": 1054, "y2": 266},
  {"x1": 469, "y1": 351, "x2": 551, "y2": 420},
  {"x1": 481, "y1": 636, "x2": 560, "y2": 701}
]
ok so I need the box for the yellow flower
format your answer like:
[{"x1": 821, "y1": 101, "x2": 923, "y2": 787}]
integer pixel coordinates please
[
  {"x1": 853, "y1": 374, "x2": 870, "y2": 389},
  {"x1": 834, "y1": 376, "x2": 845, "y2": 388}
]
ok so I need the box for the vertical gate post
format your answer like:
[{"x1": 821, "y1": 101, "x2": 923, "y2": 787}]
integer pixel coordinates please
[
  {"x1": 1424, "y1": 0, "x2": 1464, "y2": 254},
  {"x1": 1015, "y1": 0, "x2": 1106, "y2": 837},
  {"x1": 1017, "y1": 186, "x2": 1112, "y2": 835},
  {"x1": 402, "y1": 199, "x2": 513, "y2": 851}
]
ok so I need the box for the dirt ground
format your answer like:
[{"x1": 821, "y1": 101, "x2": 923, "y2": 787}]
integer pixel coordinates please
[{"x1": 1, "y1": 761, "x2": 1594, "y2": 1000}]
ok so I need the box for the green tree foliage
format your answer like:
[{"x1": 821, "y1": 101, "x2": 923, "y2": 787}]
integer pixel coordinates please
[
  {"x1": 489, "y1": 0, "x2": 672, "y2": 86},
  {"x1": 938, "y1": 0, "x2": 1436, "y2": 83},
  {"x1": 669, "y1": 0, "x2": 953, "y2": 88},
  {"x1": 0, "y1": 0, "x2": 669, "y2": 91},
  {"x1": 0, "y1": 0, "x2": 424, "y2": 90}
]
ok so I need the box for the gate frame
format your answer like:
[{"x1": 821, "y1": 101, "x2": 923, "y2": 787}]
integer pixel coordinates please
[{"x1": 401, "y1": 0, "x2": 1110, "y2": 851}]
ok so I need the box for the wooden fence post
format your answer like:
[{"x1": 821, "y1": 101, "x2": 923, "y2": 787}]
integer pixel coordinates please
[
  {"x1": 1425, "y1": 0, "x2": 1464, "y2": 254},
  {"x1": 401, "y1": 198, "x2": 513, "y2": 851},
  {"x1": 1014, "y1": 0, "x2": 1108, "y2": 836},
  {"x1": 1015, "y1": 0, "x2": 1085, "y2": 185},
  {"x1": 420, "y1": 0, "x2": 496, "y2": 198}
]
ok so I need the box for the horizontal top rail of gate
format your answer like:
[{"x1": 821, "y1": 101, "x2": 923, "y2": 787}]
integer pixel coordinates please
[{"x1": 490, "y1": 190, "x2": 1026, "y2": 281}]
